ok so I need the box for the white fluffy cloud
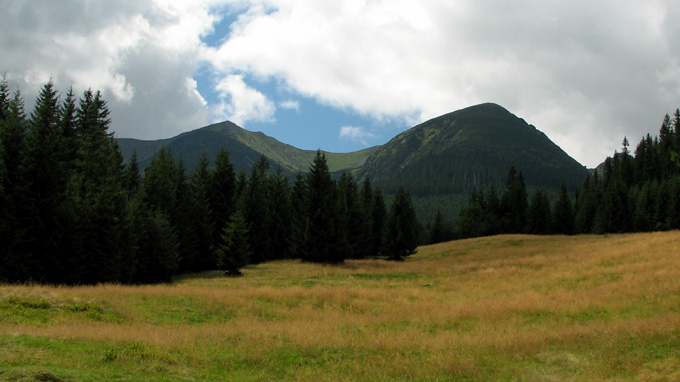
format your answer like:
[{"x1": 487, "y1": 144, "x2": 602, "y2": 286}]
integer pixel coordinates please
[
  {"x1": 0, "y1": 0, "x2": 217, "y2": 139},
  {"x1": 2, "y1": 0, "x2": 679, "y2": 167},
  {"x1": 339, "y1": 126, "x2": 376, "y2": 146},
  {"x1": 204, "y1": 0, "x2": 680, "y2": 167},
  {"x1": 213, "y1": 74, "x2": 276, "y2": 125}
]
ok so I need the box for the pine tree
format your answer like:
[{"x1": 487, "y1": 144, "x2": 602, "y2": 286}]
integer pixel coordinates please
[
  {"x1": 216, "y1": 210, "x2": 251, "y2": 277},
  {"x1": 593, "y1": 179, "x2": 630, "y2": 234},
  {"x1": 632, "y1": 183, "x2": 653, "y2": 232},
  {"x1": 132, "y1": 208, "x2": 179, "y2": 283},
  {"x1": 527, "y1": 189, "x2": 551, "y2": 235},
  {"x1": 484, "y1": 186, "x2": 503, "y2": 235},
  {"x1": 241, "y1": 155, "x2": 272, "y2": 263},
  {"x1": 71, "y1": 89, "x2": 128, "y2": 283},
  {"x1": 0, "y1": 78, "x2": 10, "y2": 121},
  {"x1": 356, "y1": 177, "x2": 375, "y2": 258},
  {"x1": 575, "y1": 174, "x2": 599, "y2": 233},
  {"x1": 23, "y1": 80, "x2": 69, "y2": 282},
  {"x1": 337, "y1": 172, "x2": 368, "y2": 258},
  {"x1": 289, "y1": 171, "x2": 307, "y2": 259},
  {"x1": 428, "y1": 209, "x2": 452, "y2": 244},
  {"x1": 58, "y1": 87, "x2": 78, "y2": 170},
  {"x1": 267, "y1": 168, "x2": 292, "y2": 260},
  {"x1": 300, "y1": 151, "x2": 344, "y2": 263},
  {"x1": 0, "y1": 88, "x2": 30, "y2": 282},
  {"x1": 123, "y1": 151, "x2": 141, "y2": 198},
  {"x1": 457, "y1": 189, "x2": 491, "y2": 239},
  {"x1": 369, "y1": 188, "x2": 387, "y2": 257},
  {"x1": 382, "y1": 186, "x2": 419, "y2": 261},
  {"x1": 174, "y1": 158, "x2": 198, "y2": 272},
  {"x1": 667, "y1": 176, "x2": 680, "y2": 229},
  {"x1": 551, "y1": 182, "x2": 574, "y2": 235},
  {"x1": 210, "y1": 146, "x2": 236, "y2": 250},
  {"x1": 142, "y1": 146, "x2": 177, "y2": 214},
  {"x1": 501, "y1": 165, "x2": 528, "y2": 233},
  {"x1": 187, "y1": 151, "x2": 215, "y2": 270}
]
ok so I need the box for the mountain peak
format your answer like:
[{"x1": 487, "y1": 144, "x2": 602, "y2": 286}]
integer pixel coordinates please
[{"x1": 356, "y1": 103, "x2": 586, "y2": 197}]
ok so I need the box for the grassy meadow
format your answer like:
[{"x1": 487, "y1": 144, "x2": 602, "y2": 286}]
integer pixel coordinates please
[{"x1": 1, "y1": 232, "x2": 680, "y2": 381}]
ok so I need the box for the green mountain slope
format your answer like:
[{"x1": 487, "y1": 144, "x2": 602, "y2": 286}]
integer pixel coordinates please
[
  {"x1": 353, "y1": 103, "x2": 588, "y2": 222},
  {"x1": 117, "y1": 121, "x2": 377, "y2": 174},
  {"x1": 117, "y1": 103, "x2": 588, "y2": 223},
  {"x1": 357, "y1": 103, "x2": 588, "y2": 195}
]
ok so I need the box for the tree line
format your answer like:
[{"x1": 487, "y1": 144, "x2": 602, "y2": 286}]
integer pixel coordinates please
[
  {"x1": 431, "y1": 109, "x2": 680, "y2": 243},
  {"x1": 0, "y1": 80, "x2": 420, "y2": 284}
]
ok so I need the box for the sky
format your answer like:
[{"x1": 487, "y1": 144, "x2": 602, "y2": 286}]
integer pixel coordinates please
[{"x1": 1, "y1": 1, "x2": 679, "y2": 168}]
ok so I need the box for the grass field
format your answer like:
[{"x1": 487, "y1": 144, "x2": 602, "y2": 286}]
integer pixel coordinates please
[{"x1": 1, "y1": 232, "x2": 680, "y2": 381}]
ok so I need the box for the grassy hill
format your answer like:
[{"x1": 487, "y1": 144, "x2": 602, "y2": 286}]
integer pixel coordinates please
[
  {"x1": 117, "y1": 121, "x2": 377, "y2": 175},
  {"x1": 2, "y1": 231, "x2": 679, "y2": 381},
  {"x1": 355, "y1": 103, "x2": 589, "y2": 222},
  {"x1": 362, "y1": 103, "x2": 588, "y2": 191}
]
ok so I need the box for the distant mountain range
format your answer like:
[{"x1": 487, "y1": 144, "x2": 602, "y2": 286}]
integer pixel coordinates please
[
  {"x1": 117, "y1": 103, "x2": 589, "y2": 221},
  {"x1": 117, "y1": 120, "x2": 377, "y2": 175}
]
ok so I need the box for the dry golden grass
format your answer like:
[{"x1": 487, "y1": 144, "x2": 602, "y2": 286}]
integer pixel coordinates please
[{"x1": 2, "y1": 231, "x2": 680, "y2": 381}]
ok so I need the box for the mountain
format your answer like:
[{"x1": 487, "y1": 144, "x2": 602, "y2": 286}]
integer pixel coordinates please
[
  {"x1": 117, "y1": 103, "x2": 589, "y2": 222},
  {"x1": 117, "y1": 121, "x2": 377, "y2": 174},
  {"x1": 356, "y1": 103, "x2": 588, "y2": 196}
]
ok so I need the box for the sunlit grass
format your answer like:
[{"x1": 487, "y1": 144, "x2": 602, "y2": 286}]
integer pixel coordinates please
[{"x1": 2, "y1": 231, "x2": 680, "y2": 381}]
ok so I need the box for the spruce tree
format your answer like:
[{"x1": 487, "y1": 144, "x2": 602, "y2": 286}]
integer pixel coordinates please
[
  {"x1": 267, "y1": 168, "x2": 292, "y2": 260},
  {"x1": 142, "y1": 146, "x2": 177, "y2": 214},
  {"x1": 58, "y1": 87, "x2": 78, "y2": 170},
  {"x1": 575, "y1": 174, "x2": 599, "y2": 233},
  {"x1": 300, "y1": 151, "x2": 344, "y2": 263},
  {"x1": 501, "y1": 165, "x2": 528, "y2": 233},
  {"x1": 289, "y1": 171, "x2": 307, "y2": 258},
  {"x1": 216, "y1": 210, "x2": 251, "y2": 277},
  {"x1": 457, "y1": 189, "x2": 491, "y2": 239},
  {"x1": 241, "y1": 155, "x2": 272, "y2": 263},
  {"x1": 174, "y1": 158, "x2": 198, "y2": 272},
  {"x1": 188, "y1": 151, "x2": 215, "y2": 270},
  {"x1": 428, "y1": 209, "x2": 452, "y2": 244},
  {"x1": 369, "y1": 187, "x2": 387, "y2": 257},
  {"x1": 132, "y1": 209, "x2": 179, "y2": 283},
  {"x1": 527, "y1": 189, "x2": 551, "y2": 235},
  {"x1": 72, "y1": 89, "x2": 128, "y2": 283},
  {"x1": 123, "y1": 151, "x2": 141, "y2": 198},
  {"x1": 382, "y1": 186, "x2": 419, "y2": 261},
  {"x1": 551, "y1": 182, "x2": 574, "y2": 235},
  {"x1": 337, "y1": 172, "x2": 368, "y2": 259},
  {"x1": 0, "y1": 89, "x2": 29, "y2": 282},
  {"x1": 210, "y1": 146, "x2": 236, "y2": 250},
  {"x1": 24, "y1": 80, "x2": 68, "y2": 282}
]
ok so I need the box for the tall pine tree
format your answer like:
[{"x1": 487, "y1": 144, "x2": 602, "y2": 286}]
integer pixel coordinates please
[
  {"x1": 300, "y1": 151, "x2": 344, "y2": 263},
  {"x1": 382, "y1": 186, "x2": 419, "y2": 261}
]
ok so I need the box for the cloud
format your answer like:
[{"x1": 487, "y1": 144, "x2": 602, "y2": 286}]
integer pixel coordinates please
[
  {"x1": 0, "y1": 0, "x2": 218, "y2": 139},
  {"x1": 3, "y1": 0, "x2": 679, "y2": 167},
  {"x1": 213, "y1": 74, "x2": 276, "y2": 125},
  {"x1": 280, "y1": 100, "x2": 300, "y2": 111},
  {"x1": 339, "y1": 125, "x2": 375, "y2": 146},
  {"x1": 204, "y1": 0, "x2": 680, "y2": 167}
]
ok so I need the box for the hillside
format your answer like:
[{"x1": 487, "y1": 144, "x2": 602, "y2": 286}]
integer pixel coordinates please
[
  {"x1": 356, "y1": 103, "x2": 588, "y2": 196},
  {"x1": 2, "y1": 231, "x2": 679, "y2": 381},
  {"x1": 117, "y1": 121, "x2": 377, "y2": 174},
  {"x1": 117, "y1": 103, "x2": 589, "y2": 222}
]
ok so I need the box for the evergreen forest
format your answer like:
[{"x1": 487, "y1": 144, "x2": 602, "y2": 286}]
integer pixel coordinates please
[
  {"x1": 0, "y1": 81, "x2": 419, "y2": 284},
  {"x1": 3, "y1": 80, "x2": 680, "y2": 284},
  {"x1": 441, "y1": 111, "x2": 680, "y2": 243}
]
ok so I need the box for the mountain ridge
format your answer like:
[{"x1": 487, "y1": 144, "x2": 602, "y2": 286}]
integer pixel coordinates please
[
  {"x1": 118, "y1": 120, "x2": 378, "y2": 174},
  {"x1": 116, "y1": 103, "x2": 589, "y2": 221},
  {"x1": 355, "y1": 103, "x2": 587, "y2": 196}
]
